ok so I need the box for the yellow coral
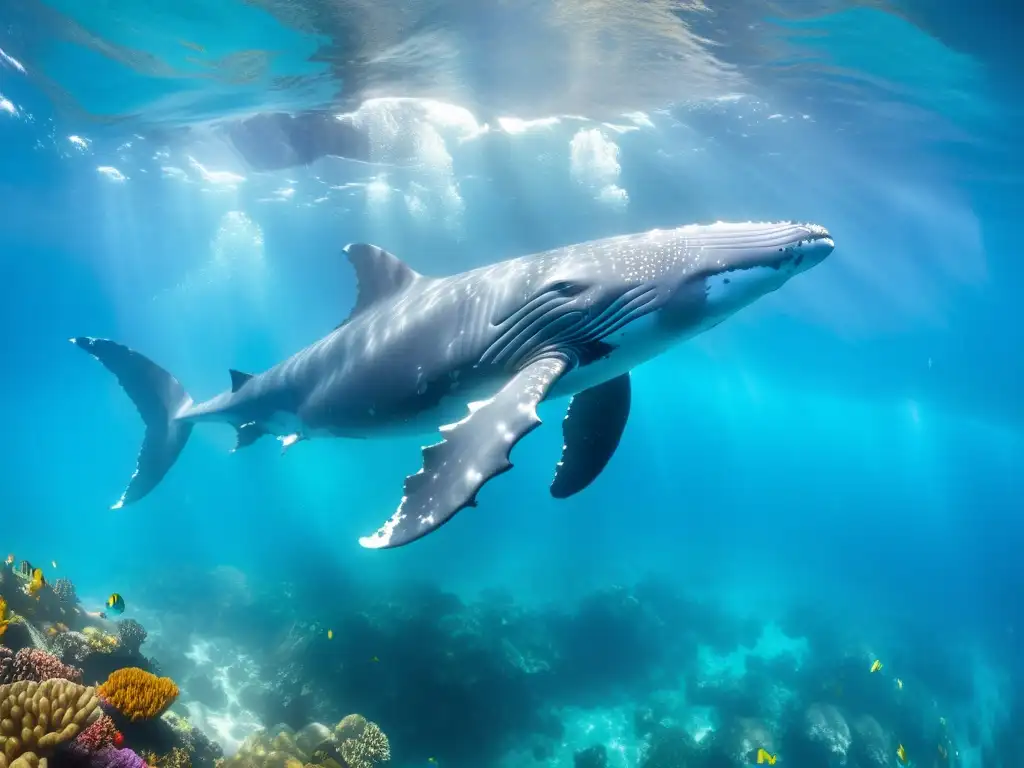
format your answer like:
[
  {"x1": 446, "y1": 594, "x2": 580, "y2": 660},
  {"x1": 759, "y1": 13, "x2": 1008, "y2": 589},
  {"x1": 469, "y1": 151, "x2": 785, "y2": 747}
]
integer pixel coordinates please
[
  {"x1": 161, "y1": 747, "x2": 192, "y2": 768},
  {"x1": 82, "y1": 627, "x2": 121, "y2": 654},
  {"x1": 0, "y1": 679, "x2": 100, "y2": 768},
  {"x1": 97, "y1": 668, "x2": 179, "y2": 722}
]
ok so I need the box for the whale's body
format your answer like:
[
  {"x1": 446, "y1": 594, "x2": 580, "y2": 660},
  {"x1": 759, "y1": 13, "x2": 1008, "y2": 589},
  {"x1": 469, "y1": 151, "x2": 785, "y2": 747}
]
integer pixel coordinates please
[{"x1": 73, "y1": 221, "x2": 834, "y2": 549}]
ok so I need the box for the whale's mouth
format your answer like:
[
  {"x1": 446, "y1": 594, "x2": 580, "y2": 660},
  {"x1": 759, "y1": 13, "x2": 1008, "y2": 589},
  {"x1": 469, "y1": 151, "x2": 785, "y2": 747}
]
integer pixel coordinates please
[
  {"x1": 690, "y1": 222, "x2": 835, "y2": 278},
  {"x1": 803, "y1": 224, "x2": 835, "y2": 251}
]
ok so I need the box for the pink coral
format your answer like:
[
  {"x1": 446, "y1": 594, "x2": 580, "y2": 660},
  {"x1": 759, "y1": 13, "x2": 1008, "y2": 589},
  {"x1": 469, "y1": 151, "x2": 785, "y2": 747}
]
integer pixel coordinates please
[
  {"x1": 12, "y1": 646, "x2": 84, "y2": 683},
  {"x1": 75, "y1": 713, "x2": 120, "y2": 751}
]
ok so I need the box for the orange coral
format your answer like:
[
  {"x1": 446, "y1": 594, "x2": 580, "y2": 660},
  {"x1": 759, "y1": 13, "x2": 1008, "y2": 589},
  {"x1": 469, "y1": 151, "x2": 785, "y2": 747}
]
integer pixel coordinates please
[{"x1": 98, "y1": 667, "x2": 179, "y2": 721}]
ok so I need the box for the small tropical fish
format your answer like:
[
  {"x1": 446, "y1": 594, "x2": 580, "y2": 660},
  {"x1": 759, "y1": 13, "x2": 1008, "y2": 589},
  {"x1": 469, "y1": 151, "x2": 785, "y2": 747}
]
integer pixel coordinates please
[
  {"x1": 896, "y1": 744, "x2": 907, "y2": 764},
  {"x1": 106, "y1": 593, "x2": 126, "y2": 615},
  {"x1": 371, "y1": 656, "x2": 380, "y2": 663},
  {"x1": 870, "y1": 659, "x2": 883, "y2": 673},
  {"x1": 5, "y1": 554, "x2": 13, "y2": 565},
  {"x1": 756, "y1": 747, "x2": 777, "y2": 765},
  {"x1": 327, "y1": 629, "x2": 333, "y2": 640},
  {"x1": 938, "y1": 743, "x2": 948, "y2": 760},
  {"x1": 51, "y1": 560, "x2": 57, "y2": 568},
  {"x1": 896, "y1": 677, "x2": 903, "y2": 690},
  {"x1": 0, "y1": 596, "x2": 8, "y2": 638},
  {"x1": 939, "y1": 716, "x2": 947, "y2": 728}
]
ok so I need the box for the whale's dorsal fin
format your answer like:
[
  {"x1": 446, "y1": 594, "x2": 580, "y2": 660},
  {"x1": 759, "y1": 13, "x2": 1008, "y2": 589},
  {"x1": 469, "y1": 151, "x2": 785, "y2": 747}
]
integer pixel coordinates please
[
  {"x1": 342, "y1": 243, "x2": 422, "y2": 322},
  {"x1": 229, "y1": 369, "x2": 253, "y2": 393}
]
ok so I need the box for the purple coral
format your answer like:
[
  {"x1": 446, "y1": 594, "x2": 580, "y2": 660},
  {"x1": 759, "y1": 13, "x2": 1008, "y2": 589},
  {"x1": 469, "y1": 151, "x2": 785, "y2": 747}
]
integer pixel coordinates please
[
  {"x1": 64, "y1": 744, "x2": 146, "y2": 768},
  {"x1": 95, "y1": 747, "x2": 147, "y2": 768},
  {"x1": 0, "y1": 646, "x2": 12, "y2": 684},
  {"x1": 13, "y1": 647, "x2": 84, "y2": 683}
]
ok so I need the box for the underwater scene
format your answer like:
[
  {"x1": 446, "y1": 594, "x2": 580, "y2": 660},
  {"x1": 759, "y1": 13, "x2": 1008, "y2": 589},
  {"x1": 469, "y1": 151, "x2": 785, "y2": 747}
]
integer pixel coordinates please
[{"x1": 1, "y1": 1, "x2": 1022, "y2": 767}]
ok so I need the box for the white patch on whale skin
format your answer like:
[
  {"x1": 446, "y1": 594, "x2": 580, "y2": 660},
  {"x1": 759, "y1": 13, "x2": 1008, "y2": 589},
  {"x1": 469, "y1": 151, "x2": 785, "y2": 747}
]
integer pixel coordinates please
[{"x1": 704, "y1": 265, "x2": 788, "y2": 314}]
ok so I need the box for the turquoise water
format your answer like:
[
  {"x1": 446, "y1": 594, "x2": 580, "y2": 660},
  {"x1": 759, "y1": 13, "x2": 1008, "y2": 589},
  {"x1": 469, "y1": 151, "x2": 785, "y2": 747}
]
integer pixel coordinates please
[{"x1": 1, "y1": 2, "x2": 1021, "y2": 767}]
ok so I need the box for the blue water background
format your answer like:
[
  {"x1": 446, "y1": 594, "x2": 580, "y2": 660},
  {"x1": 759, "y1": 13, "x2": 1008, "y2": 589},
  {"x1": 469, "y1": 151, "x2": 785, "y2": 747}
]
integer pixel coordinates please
[{"x1": 1, "y1": 0, "x2": 1022, "y2": 761}]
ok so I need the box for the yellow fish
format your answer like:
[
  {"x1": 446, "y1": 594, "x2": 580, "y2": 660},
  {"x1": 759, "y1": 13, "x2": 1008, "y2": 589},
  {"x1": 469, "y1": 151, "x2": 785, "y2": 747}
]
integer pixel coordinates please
[
  {"x1": 896, "y1": 744, "x2": 907, "y2": 764},
  {"x1": 327, "y1": 629, "x2": 333, "y2": 640},
  {"x1": 756, "y1": 747, "x2": 777, "y2": 764},
  {"x1": 0, "y1": 596, "x2": 8, "y2": 638},
  {"x1": 870, "y1": 659, "x2": 883, "y2": 673},
  {"x1": 896, "y1": 677, "x2": 903, "y2": 690},
  {"x1": 26, "y1": 568, "x2": 46, "y2": 598}
]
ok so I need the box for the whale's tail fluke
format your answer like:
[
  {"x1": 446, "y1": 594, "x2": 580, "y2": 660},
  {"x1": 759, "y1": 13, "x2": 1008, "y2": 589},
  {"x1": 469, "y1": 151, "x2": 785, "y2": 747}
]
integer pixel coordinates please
[{"x1": 70, "y1": 337, "x2": 194, "y2": 509}]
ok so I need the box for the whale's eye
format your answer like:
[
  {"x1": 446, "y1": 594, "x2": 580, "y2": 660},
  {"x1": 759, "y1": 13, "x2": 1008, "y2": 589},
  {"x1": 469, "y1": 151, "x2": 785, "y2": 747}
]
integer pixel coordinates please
[{"x1": 547, "y1": 280, "x2": 587, "y2": 297}]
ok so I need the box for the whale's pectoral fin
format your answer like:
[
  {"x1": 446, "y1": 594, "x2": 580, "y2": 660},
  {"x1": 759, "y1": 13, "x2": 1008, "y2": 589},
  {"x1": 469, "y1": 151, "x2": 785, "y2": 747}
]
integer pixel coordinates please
[
  {"x1": 230, "y1": 421, "x2": 267, "y2": 453},
  {"x1": 359, "y1": 355, "x2": 570, "y2": 549},
  {"x1": 550, "y1": 373, "x2": 631, "y2": 499}
]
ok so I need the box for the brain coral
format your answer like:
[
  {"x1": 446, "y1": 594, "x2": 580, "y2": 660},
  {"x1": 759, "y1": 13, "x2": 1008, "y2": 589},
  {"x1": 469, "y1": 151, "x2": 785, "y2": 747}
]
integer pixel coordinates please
[
  {"x1": 98, "y1": 668, "x2": 179, "y2": 722},
  {"x1": 12, "y1": 649, "x2": 83, "y2": 685},
  {"x1": 0, "y1": 679, "x2": 100, "y2": 768}
]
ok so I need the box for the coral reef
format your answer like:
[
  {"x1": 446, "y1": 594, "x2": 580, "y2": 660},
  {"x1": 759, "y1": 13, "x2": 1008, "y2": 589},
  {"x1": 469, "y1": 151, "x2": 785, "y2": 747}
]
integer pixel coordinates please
[
  {"x1": 337, "y1": 718, "x2": 389, "y2": 768},
  {"x1": 51, "y1": 581, "x2": 77, "y2": 607},
  {"x1": 73, "y1": 714, "x2": 120, "y2": 752},
  {"x1": 0, "y1": 679, "x2": 100, "y2": 768},
  {"x1": 98, "y1": 669, "x2": 179, "y2": 722},
  {"x1": 115, "y1": 624, "x2": 146, "y2": 657},
  {"x1": 573, "y1": 744, "x2": 607, "y2": 768},
  {"x1": 13, "y1": 649, "x2": 83, "y2": 685},
  {"x1": 220, "y1": 716, "x2": 389, "y2": 768},
  {"x1": 82, "y1": 631, "x2": 120, "y2": 656},
  {"x1": 64, "y1": 745, "x2": 147, "y2": 768},
  {"x1": 637, "y1": 724, "x2": 701, "y2": 768},
  {"x1": 48, "y1": 636, "x2": 91, "y2": 667},
  {"x1": 3, "y1": 552, "x2": 1002, "y2": 768},
  {"x1": 851, "y1": 715, "x2": 893, "y2": 767},
  {"x1": 802, "y1": 702, "x2": 852, "y2": 762},
  {"x1": 160, "y1": 711, "x2": 221, "y2": 768}
]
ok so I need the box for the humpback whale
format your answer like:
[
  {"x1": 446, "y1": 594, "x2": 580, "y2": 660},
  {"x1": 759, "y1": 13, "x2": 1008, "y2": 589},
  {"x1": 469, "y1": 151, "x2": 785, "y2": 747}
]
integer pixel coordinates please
[{"x1": 72, "y1": 221, "x2": 834, "y2": 549}]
